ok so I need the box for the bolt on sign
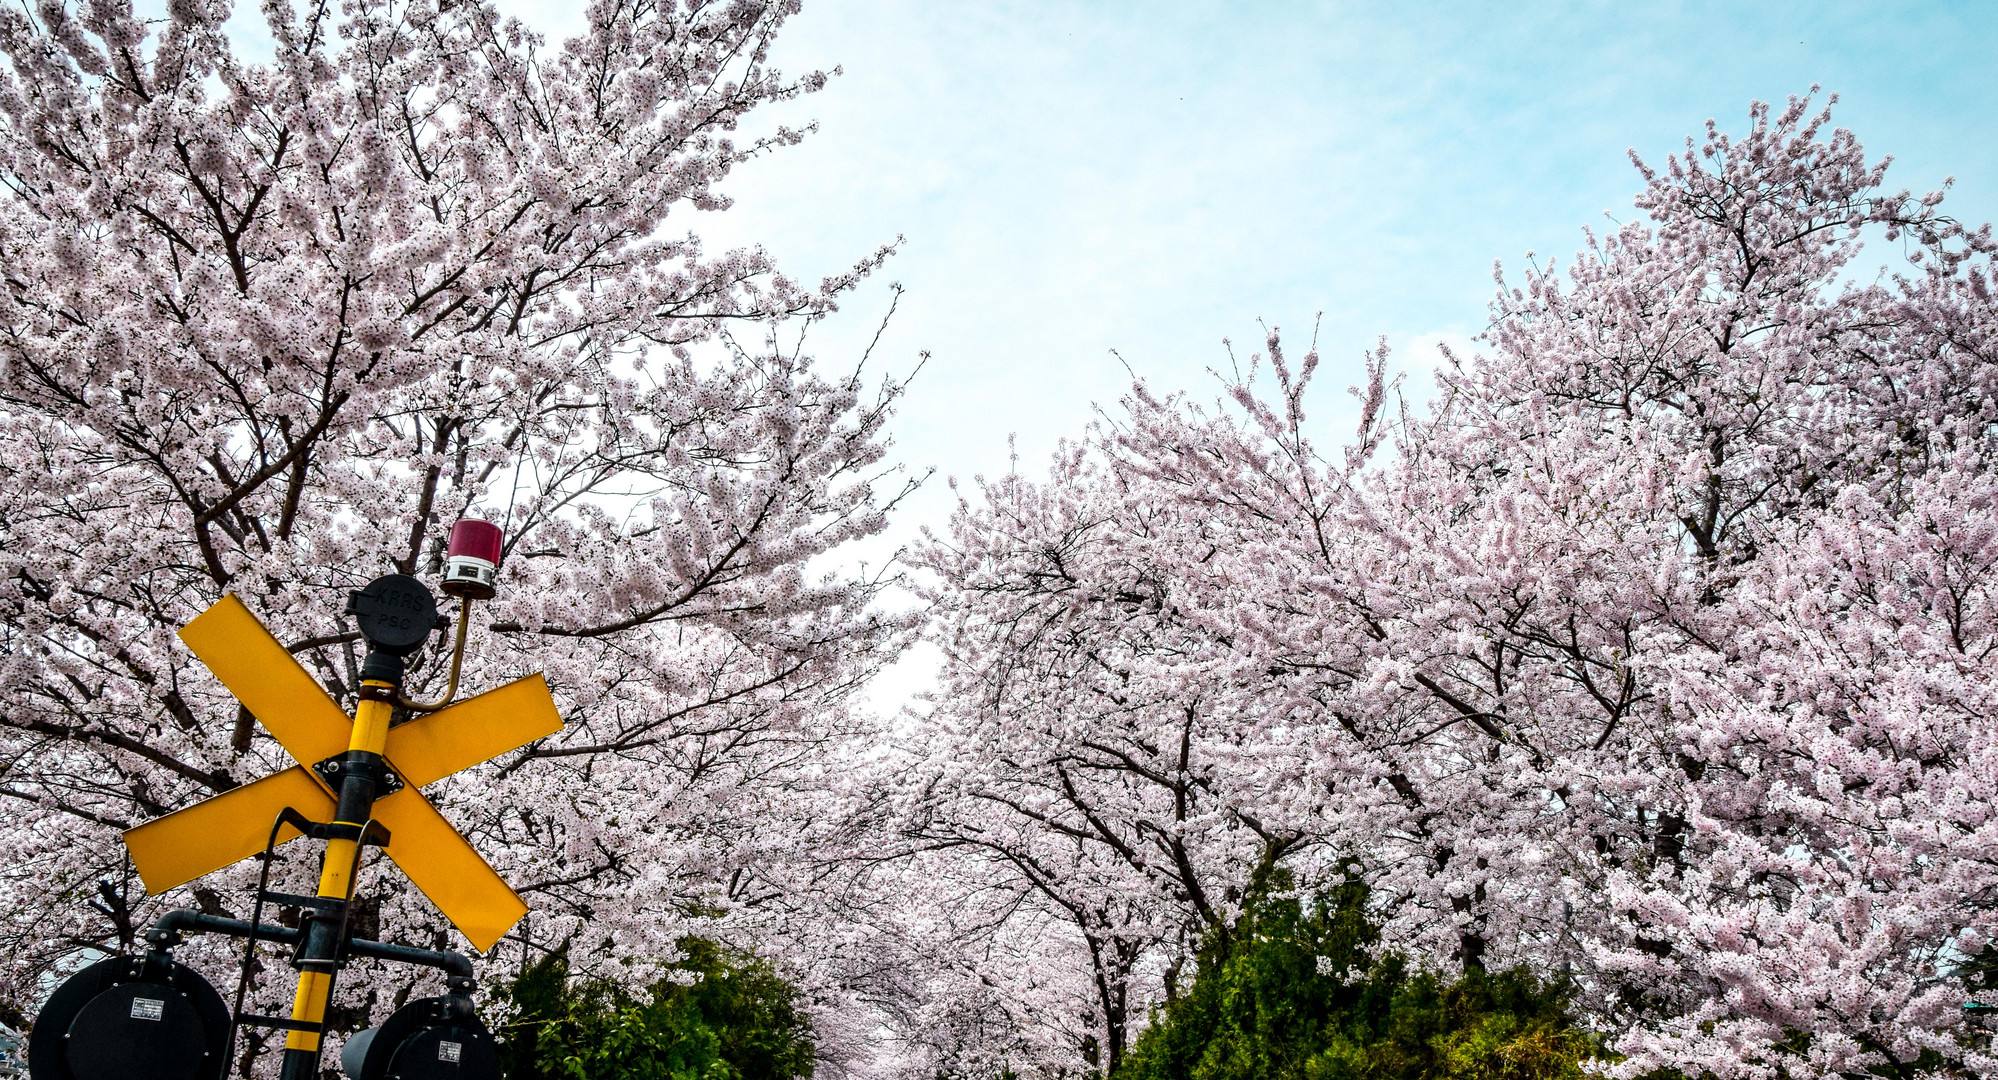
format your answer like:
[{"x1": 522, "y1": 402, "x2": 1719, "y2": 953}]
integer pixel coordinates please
[{"x1": 122, "y1": 593, "x2": 562, "y2": 953}]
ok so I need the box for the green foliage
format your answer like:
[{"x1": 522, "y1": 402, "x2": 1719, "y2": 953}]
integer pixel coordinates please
[
  {"x1": 1118, "y1": 872, "x2": 1600, "y2": 1080},
  {"x1": 496, "y1": 938, "x2": 816, "y2": 1080}
]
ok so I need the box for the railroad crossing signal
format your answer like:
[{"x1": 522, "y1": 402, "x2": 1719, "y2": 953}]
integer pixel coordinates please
[
  {"x1": 121, "y1": 592, "x2": 562, "y2": 953},
  {"x1": 33, "y1": 525, "x2": 535, "y2": 1080}
]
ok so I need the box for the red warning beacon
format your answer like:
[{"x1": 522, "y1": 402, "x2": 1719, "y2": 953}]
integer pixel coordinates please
[{"x1": 442, "y1": 519, "x2": 503, "y2": 600}]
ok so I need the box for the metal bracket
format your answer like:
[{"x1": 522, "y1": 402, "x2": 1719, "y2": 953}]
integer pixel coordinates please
[
  {"x1": 273, "y1": 806, "x2": 393, "y2": 846},
  {"x1": 311, "y1": 755, "x2": 404, "y2": 797},
  {"x1": 260, "y1": 890, "x2": 344, "y2": 913},
  {"x1": 291, "y1": 931, "x2": 342, "y2": 972}
]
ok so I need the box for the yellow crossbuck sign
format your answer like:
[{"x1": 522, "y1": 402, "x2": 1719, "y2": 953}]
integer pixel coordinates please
[{"x1": 121, "y1": 594, "x2": 562, "y2": 953}]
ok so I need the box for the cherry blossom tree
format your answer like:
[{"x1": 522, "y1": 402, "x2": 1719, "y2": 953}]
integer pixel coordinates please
[
  {"x1": 909, "y1": 94, "x2": 1998, "y2": 1079},
  {"x1": 893, "y1": 450, "x2": 1366, "y2": 1075},
  {"x1": 1304, "y1": 94, "x2": 1998, "y2": 1079},
  {"x1": 0, "y1": 0, "x2": 914, "y2": 1055}
]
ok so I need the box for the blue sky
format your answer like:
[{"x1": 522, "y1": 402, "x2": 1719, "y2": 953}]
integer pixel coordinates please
[{"x1": 556, "y1": 0, "x2": 1998, "y2": 501}]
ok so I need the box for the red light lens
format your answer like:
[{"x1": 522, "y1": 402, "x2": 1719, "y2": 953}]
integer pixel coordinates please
[{"x1": 447, "y1": 519, "x2": 504, "y2": 566}]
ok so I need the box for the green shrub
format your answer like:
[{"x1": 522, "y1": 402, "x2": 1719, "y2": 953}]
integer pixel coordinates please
[
  {"x1": 496, "y1": 938, "x2": 815, "y2": 1080},
  {"x1": 1118, "y1": 872, "x2": 1599, "y2": 1080}
]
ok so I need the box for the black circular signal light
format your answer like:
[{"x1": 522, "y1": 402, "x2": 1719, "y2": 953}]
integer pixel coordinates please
[
  {"x1": 28, "y1": 954, "x2": 230, "y2": 1080},
  {"x1": 340, "y1": 995, "x2": 498, "y2": 1080}
]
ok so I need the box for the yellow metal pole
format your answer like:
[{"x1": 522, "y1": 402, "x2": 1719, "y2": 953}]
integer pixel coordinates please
[{"x1": 279, "y1": 682, "x2": 396, "y2": 1065}]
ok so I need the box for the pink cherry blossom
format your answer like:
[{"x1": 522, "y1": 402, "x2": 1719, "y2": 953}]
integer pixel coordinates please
[
  {"x1": 900, "y1": 94, "x2": 1998, "y2": 1079},
  {"x1": 0, "y1": 0, "x2": 912, "y2": 1062}
]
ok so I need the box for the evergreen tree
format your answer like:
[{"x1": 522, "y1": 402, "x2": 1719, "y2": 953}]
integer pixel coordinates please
[
  {"x1": 1118, "y1": 873, "x2": 1598, "y2": 1080},
  {"x1": 497, "y1": 940, "x2": 815, "y2": 1080}
]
